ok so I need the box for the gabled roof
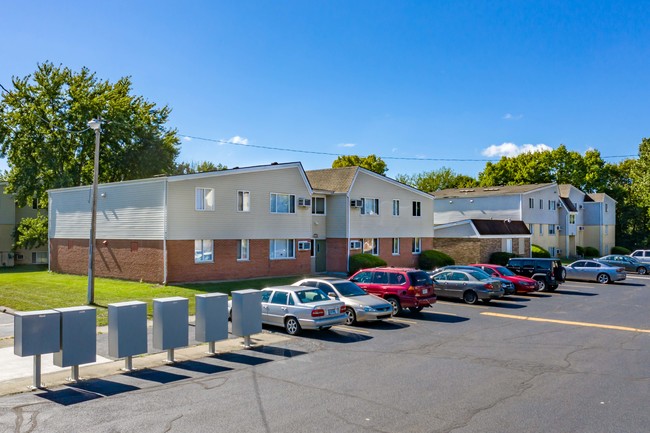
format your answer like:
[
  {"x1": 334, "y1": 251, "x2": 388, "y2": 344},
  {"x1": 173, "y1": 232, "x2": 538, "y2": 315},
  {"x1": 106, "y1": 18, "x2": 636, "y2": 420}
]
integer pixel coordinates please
[
  {"x1": 434, "y1": 183, "x2": 556, "y2": 199},
  {"x1": 560, "y1": 197, "x2": 578, "y2": 212}
]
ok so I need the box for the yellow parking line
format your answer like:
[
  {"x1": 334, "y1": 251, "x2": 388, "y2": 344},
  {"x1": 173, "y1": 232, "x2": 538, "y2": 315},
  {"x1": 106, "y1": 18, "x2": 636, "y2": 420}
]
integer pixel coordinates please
[
  {"x1": 481, "y1": 312, "x2": 650, "y2": 333},
  {"x1": 388, "y1": 318, "x2": 418, "y2": 325},
  {"x1": 333, "y1": 326, "x2": 370, "y2": 335}
]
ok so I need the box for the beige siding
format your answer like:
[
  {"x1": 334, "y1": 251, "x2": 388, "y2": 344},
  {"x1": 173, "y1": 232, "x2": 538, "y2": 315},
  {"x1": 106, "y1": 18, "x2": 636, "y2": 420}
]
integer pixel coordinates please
[
  {"x1": 166, "y1": 166, "x2": 312, "y2": 240},
  {"x1": 325, "y1": 194, "x2": 348, "y2": 238},
  {"x1": 349, "y1": 171, "x2": 433, "y2": 238},
  {"x1": 49, "y1": 180, "x2": 166, "y2": 240}
]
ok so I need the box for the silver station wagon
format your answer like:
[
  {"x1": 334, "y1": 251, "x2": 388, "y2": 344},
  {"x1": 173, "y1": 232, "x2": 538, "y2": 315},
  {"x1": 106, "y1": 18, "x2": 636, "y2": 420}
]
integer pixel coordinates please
[{"x1": 253, "y1": 286, "x2": 347, "y2": 335}]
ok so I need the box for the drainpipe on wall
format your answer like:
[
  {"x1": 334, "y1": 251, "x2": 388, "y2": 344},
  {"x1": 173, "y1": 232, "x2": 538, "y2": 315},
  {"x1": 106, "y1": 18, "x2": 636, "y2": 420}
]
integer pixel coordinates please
[
  {"x1": 346, "y1": 193, "x2": 351, "y2": 274},
  {"x1": 47, "y1": 196, "x2": 51, "y2": 272},
  {"x1": 163, "y1": 179, "x2": 168, "y2": 285}
]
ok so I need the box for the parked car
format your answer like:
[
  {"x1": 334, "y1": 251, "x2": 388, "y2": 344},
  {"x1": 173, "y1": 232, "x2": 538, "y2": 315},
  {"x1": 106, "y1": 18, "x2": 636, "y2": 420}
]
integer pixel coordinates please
[
  {"x1": 429, "y1": 268, "x2": 504, "y2": 304},
  {"x1": 228, "y1": 286, "x2": 347, "y2": 335},
  {"x1": 565, "y1": 260, "x2": 626, "y2": 284},
  {"x1": 293, "y1": 277, "x2": 394, "y2": 325},
  {"x1": 470, "y1": 263, "x2": 540, "y2": 293},
  {"x1": 506, "y1": 258, "x2": 566, "y2": 292},
  {"x1": 597, "y1": 255, "x2": 649, "y2": 275},
  {"x1": 349, "y1": 267, "x2": 437, "y2": 315},
  {"x1": 433, "y1": 265, "x2": 515, "y2": 295},
  {"x1": 630, "y1": 250, "x2": 650, "y2": 265}
]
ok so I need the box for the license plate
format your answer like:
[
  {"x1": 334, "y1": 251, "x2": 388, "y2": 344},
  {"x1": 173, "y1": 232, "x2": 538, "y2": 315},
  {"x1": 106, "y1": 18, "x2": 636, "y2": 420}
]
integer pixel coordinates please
[
  {"x1": 422, "y1": 289, "x2": 428, "y2": 295},
  {"x1": 328, "y1": 309, "x2": 336, "y2": 315}
]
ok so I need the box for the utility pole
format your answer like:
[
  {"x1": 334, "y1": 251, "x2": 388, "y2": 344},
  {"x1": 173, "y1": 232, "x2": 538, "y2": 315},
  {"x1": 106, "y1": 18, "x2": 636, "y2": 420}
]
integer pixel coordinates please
[{"x1": 87, "y1": 117, "x2": 102, "y2": 305}]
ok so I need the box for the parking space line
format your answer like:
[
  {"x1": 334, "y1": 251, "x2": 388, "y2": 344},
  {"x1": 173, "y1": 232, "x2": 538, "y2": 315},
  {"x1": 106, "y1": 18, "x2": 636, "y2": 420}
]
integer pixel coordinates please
[
  {"x1": 388, "y1": 318, "x2": 418, "y2": 325},
  {"x1": 333, "y1": 326, "x2": 370, "y2": 335},
  {"x1": 481, "y1": 312, "x2": 650, "y2": 333}
]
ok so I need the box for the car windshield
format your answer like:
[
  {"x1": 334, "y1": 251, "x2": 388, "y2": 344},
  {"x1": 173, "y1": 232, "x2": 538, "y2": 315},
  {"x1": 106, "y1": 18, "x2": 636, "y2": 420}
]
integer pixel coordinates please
[
  {"x1": 468, "y1": 270, "x2": 489, "y2": 281},
  {"x1": 407, "y1": 271, "x2": 432, "y2": 286},
  {"x1": 495, "y1": 266, "x2": 516, "y2": 276},
  {"x1": 332, "y1": 282, "x2": 367, "y2": 297},
  {"x1": 295, "y1": 288, "x2": 329, "y2": 303}
]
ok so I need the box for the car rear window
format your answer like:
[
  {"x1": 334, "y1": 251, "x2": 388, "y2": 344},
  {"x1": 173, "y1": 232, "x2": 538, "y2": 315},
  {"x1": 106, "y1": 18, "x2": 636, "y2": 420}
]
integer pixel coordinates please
[{"x1": 407, "y1": 271, "x2": 432, "y2": 286}]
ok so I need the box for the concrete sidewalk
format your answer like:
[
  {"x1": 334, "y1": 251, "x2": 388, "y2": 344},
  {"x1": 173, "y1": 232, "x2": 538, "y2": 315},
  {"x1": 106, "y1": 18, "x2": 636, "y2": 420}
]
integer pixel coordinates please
[{"x1": 0, "y1": 311, "x2": 288, "y2": 397}]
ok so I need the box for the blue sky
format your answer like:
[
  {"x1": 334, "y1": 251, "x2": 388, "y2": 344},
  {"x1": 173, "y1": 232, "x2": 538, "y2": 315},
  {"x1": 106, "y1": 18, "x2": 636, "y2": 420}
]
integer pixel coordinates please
[{"x1": 2, "y1": 1, "x2": 649, "y2": 179}]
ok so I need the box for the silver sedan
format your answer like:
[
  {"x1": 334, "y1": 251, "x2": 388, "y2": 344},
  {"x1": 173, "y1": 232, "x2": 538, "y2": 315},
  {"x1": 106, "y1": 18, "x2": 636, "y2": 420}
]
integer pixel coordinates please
[
  {"x1": 293, "y1": 277, "x2": 394, "y2": 325},
  {"x1": 565, "y1": 260, "x2": 626, "y2": 284}
]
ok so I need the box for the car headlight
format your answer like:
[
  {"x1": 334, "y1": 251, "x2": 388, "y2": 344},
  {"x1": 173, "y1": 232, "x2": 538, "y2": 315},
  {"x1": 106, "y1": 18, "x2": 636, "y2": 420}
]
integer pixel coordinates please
[{"x1": 361, "y1": 305, "x2": 377, "y2": 312}]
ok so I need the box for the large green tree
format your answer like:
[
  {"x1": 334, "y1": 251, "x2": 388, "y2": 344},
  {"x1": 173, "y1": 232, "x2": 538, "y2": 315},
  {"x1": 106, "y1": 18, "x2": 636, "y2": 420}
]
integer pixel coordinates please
[
  {"x1": 0, "y1": 62, "x2": 180, "y2": 207},
  {"x1": 332, "y1": 154, "x2": 388, "y2": 175},
  {"x1": 171, "y1": 160, "x2": 228, "y2": 175},
  {"x1": 395, "y1": 167, "x2": 477, "y2": 192}
]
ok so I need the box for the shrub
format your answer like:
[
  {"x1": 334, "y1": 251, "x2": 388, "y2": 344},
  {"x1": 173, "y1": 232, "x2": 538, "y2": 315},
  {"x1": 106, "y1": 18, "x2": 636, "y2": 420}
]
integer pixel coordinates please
[
  {"x1": 489, "y1": 251, "x2": 518, "y2": 266},
  {"x1": 576, "y1": 246, "x2": 585, "y2": 257},
  {"x1": 584, "y1": 246, "x2": 600, "y2": 258},
  {"x1": 531, "y1": 244, "x2": 551, "y2": 258},
  {"x1": 349, "y1": 253, "x2": 387, "y2": 275},
  {"x1": 611, "y1": 246, "x2": 631, "y2": 255},
  {"x1": 418, "y1": 250, "x2": 455, "y2": 270}
]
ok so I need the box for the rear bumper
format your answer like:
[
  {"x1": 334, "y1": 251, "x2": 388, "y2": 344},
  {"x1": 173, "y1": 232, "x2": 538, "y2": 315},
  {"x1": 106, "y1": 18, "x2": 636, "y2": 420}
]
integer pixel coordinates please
[
  {"x1": 298, "y1": 314, "x2": 347, "y2": 330},
  {"x1": 478, "y1": 289, "x2": 504, "y2": 300}
]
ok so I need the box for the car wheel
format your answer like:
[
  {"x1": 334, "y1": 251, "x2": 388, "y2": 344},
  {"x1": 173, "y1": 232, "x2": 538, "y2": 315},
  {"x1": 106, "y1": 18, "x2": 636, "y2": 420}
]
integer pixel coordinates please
[
  {"x1": 597, "y1": 273, "x2": 611, "y2": 284},
  {"x1": 387, "y1": 297, "x2": 401, "y2": 316},
  {"x1": 637, "y1": 267, "x2": 648, "y2": 275},
  {"x1": 408, "y1": 306, "x2": 424, "y2": 313},
  {"x1": 463, "y1": 290, "x2": 478, "y2": 304},
  {"x1": 536, "y1": 278, "x2": 547, "y2": 292},
  {"x1": 284, "y1": 317, "x2": 301, "y2": 335},
  {"x1": 345, "y1": 308, "x2": 357, "y2": 325}
]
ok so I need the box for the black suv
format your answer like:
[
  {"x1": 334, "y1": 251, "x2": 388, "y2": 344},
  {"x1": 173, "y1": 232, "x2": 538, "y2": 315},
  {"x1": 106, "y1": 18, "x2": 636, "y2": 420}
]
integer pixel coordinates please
[{"x1": 506, "y1": 258, "x2": 566, "y2": 292}]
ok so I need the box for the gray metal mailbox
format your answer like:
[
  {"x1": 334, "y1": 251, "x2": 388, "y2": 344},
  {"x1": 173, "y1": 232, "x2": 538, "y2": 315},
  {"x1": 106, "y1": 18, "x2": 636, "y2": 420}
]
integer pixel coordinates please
[
  {"x1": 53, "y1": 306, "x2": 97, "y2": 368},
  {"x1": 231, "y1": 289, "x2": 262, "y2": 337},
  {"x1": 153, "y1": 297, "x2": 188, "y2": 362},
  {"x1": 108, "y1": 301, "x2": 148, "y2": 369},
  {"x1": 195, "y1": 293, "x2": 228, "y2": 353},
  {"x1": 14, "y1": 310, "x2": 61, "y2": 357}
]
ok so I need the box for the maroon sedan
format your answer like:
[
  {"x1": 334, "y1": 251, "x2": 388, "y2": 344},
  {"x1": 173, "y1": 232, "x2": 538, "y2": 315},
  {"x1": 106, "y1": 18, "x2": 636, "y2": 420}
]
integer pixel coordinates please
[{"x1": 470, "y1": 264, "x2": 539, "y2": 293}]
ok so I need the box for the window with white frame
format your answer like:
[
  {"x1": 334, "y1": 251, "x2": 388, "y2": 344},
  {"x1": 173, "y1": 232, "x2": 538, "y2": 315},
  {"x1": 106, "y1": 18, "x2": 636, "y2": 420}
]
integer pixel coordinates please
[
  {"x1": 539, "y1": 199, "x2": 543, "y2": 209},
  {"x1": 549, "y1": 200, "x2": 556, "y2": 210},
  {"x1": 31, "y1": 252, "x2": 48, "y2": 264},
  {"x1": 569, "y1": 214, "x2": 576, "y2": 224},
  {"x1": 392, "y1": 199, "x2": 400, "y2": 216},
  {"x1": 237, "y1": 191, "x2": 250, "y2": 212},
  {"x1": 270, "y1": 193, "x2": 295, "y2": 214},
  {"x1": 529, "y1": 198, "x2": 534, "y2": 208},
  {"x1": 412, "y1": 237, "x2": 422, "y2": 254},
  {"x1": 195, "y1": 188, "x2": 215, "y2": 211},
  {"x1": 361, "y1": 198, "x2": 380, "y2": 215},
  {"x1": 412, "y1": 201, "x2": 421, "y2": 217},
  {"x1": 311, "y1": 197, "x2": 325, "y2": 215},
  {"x1": 392, "y1": 238, "x2": 400, "y2": 255},
  {"x1": 237, "y1": 239, "x2": 249, "y2": 261},
  {"x1": 270, "y1": 239, "x2": 295, "y2": 259},
  {"x1": 529, "y1": 223, "x2": 534, "y2": 234},
  {"x1": 548, "y1": 224, "x2": 555, "y2": 235},
  {"x1": 363, "y1": 238, "x2": 379, "y2": 255},
  {"x1": 195, "y1": 240, "x2": 213, "y2": 263}
]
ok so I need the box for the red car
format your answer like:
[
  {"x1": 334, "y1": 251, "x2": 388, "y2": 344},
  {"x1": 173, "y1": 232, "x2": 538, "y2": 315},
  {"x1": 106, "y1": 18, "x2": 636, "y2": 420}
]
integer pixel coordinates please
[
  {"x1": 470, "y1": 264, "x2": 539, "y2": 293},
  {"x1": 349, "y1": 267, "x2": 437, "y2": 315}
]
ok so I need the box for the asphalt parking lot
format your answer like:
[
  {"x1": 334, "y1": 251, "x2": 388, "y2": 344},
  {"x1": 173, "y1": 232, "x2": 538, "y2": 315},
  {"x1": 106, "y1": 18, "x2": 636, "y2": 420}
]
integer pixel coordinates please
[{"x1": 0, "y1": 275, "x2": 648, "y2": 433}]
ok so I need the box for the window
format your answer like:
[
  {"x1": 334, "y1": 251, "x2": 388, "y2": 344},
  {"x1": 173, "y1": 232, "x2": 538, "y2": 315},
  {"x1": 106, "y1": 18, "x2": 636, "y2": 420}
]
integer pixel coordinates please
[
  {"x1": 237, "y1": 239, "x2": 249, "y2": 261},
  {"x1": 412, "y1": 237, "x2": 422, "y2": 254},
  {"x1": 412, "y1": 201, "x2": 421, "y2": 217},
  {"x1": 270, "y1": 193, "x2": 295, "y2": 214},
  {"x1": 605, "y1": 203, "x2": 609, "y2": 212},
  {"x1": 194, "y1": 240, "x2": 213, "y2": 263},
  {"x1": 392, "y1": 199, "x2": 400, "y2": 216},
  {"x1": 548, "y1": 224, "x2": 555, "y2": 235},
  {"x1": 237, "y1": 191, "x2": 250, "y2": 212},
  {"x1": 195, "y1": 188, "x2": 215, "y2": 211},
  {"x1": 270, "y1": 239, "x2": 295, "y2": 259},
  {"x1": 270, "y1": 291, "x2": 289, "y2": 305},
  {"x1": 363, "y1": 238, "x2": 379, "y2": 255},
  {"x1": 31, "y1": 252, "x2": 48, "y2": 264},
  {"x1": 529, "y1": 198, "x2": 534, "y2": 208},
  {"x1": 529, "y1": 223, "x2": 534, "y2": 233},
  {"x1": 549, "y1": 200, "x2": 556, "y2": 210},
  {"x1": 539, "y1": 199, "x2": 543, "y2": 209},
  {"x1": 569, "y1": 214, "x2": 576, "y2": 224},
  {"x1": 361, "y1": 198, "x2": 379, "y2": 215},
  {"x1": 261, "y1": 291, "x2": 272, "y2": 302},
  {"x1": 392, "y1": 238, "x2": 400, "y2": 255},
  {"x1": 539, "y1": 225, "x2": 543, "y2": 235},
  {"x1": 311, "y1": 197, "x2": 325, "y2": 215},
  {"x1": 350, "y1": 240, "x2": 362, "y2": 250},
  {"x1": 298, "y1": 240, "x2": 311, "y2": 251}
]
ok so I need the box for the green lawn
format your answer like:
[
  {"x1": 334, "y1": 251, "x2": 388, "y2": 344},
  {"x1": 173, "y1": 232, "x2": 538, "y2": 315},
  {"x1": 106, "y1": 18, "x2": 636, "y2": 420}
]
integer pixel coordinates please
[{"x1": 0, "y1": 265, "x2": 301, "y2": 326}]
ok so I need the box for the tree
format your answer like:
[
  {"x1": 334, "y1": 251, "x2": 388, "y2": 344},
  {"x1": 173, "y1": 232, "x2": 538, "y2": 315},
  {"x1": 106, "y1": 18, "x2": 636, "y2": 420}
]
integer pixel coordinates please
[
  {"x1": 395, "y1": 167, "x2": 477, "y2": 192},
  {"x1": 171, "y1": 161, "x2": 228, "y2": 175},
  {"x1": 332, "y1": 154, "x2": 388, "y2": 175},
  {"x1": 13, "y1": 213, "x2": 48, "y2": 250},
  {"x1": 0, "y1": 62, "x2": 180, "y2": 207}
]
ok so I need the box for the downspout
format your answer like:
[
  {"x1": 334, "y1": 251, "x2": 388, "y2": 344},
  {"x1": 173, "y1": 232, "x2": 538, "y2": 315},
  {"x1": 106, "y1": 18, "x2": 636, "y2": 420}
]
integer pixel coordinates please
[
  {"x1": 47, "y1": 194, "x2": 51, "y2": 272},
  {"x1": 599, "y1": 203, "x2": 603, "y2": 255},
  {"x1": 346, "y1": 192, "x2": 351, "y2": 274},
  {"x1": 163, "y1": 179, "x2": 168, "y2": 285}
]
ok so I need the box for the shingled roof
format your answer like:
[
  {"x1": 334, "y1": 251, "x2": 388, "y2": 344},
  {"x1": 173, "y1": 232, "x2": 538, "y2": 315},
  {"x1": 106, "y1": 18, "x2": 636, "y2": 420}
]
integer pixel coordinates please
[
  {"x1": 471, "y1": 219, "x2": 530, "y2": 235},
  {"x1": 305, "y1": 167, "x2": 358, "y2": 193},
  {"x1": 434, "y1": 183, "x2": 556, "y2": 198}
]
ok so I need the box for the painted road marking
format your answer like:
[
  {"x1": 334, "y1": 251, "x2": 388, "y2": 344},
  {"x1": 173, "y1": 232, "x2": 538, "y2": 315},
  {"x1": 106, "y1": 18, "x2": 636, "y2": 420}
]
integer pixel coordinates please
[
  {"x1": 388, "y1": 318, "x2": 418, "y2": 325},
  {"x1": 481, "y1": 312, "x2": 650, "y2": 333}
]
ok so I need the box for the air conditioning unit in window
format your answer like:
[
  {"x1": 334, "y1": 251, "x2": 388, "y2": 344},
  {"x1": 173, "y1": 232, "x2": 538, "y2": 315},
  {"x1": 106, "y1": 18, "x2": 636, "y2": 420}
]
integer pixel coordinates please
[
  {"x1": 350, "y1": 199, "x2": 363, "y2": 208},
  {"x1": 297, "y1": 197, "x2": 311, "y2": 207},
  {"x1": 557, "y1": 202, "x2": 563, "y2": 208},
  {"x1": 556, "y1": 249, "x2": 562, "y2": 255},
  {"x1": 578, "y1": 226, "x2": 585, "y2": 231},
  {"x1": 298, "y1": 240, "x2": 311, "y2": 250},
  {"x1": 349, "y1": 240, "x2": 362, "y2": 250},
  {"x1": 556, "y1": 225, "x2": 561, "y2": 230}
]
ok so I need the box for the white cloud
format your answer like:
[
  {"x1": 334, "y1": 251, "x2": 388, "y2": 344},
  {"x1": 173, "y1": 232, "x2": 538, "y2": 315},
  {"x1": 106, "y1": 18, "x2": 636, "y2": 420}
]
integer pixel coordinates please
[
  {"x1": 183, "y1": 136, "x2": 192, "y2": 142},
  {"x1": 503, "y1": 113, "x2": 523, "y2": 120},
  {"x1": 482, "y1": 142, "x2": 552, "y2": 157},
  {"x1": 229, "y1": 136, "x2": 249, "y2": 145},
  {"x1": 338, "y1": 143, "x2": 356, "y2": 148}
]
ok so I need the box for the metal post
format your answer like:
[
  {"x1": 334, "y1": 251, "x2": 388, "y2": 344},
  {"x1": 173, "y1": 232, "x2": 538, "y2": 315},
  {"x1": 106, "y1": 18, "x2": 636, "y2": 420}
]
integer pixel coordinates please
[
  {"x1": 208, "y1": 341, "x2": 215, "y2": 355},
  {"x1": 124, "y1": 356, "x2": 133, "y2": 371},
  {"x1": 166, "y1": 348, "x2": 174, "y2": 363},
  {"x1": 87, "y1": 117, "x2": 101, "y2": 305},
  {"x1": 243, "y1": 335, "x2": 252, "y2": 349},
  {"x1": 69, "y1": 365, "x2": 79, "y2": 382},
  {"x1": 31, "y1": 354, "x2": 42, "y2": 389}
]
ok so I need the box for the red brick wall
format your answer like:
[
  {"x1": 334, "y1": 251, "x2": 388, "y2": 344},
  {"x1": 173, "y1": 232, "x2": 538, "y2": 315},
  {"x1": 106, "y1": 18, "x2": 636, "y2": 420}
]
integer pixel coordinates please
[
  {"x1": 326, "y1": 238, "x2": 349, "y2": 273},
  {"x1": 50, "y1": 238, "x2": 164, "y2": 283},
  {"x1": 166, "y1": 239, "x2": 312, "y2": 283},
  {"x1": 329, "y1": 237, "x2": 435, "y2": 273}
]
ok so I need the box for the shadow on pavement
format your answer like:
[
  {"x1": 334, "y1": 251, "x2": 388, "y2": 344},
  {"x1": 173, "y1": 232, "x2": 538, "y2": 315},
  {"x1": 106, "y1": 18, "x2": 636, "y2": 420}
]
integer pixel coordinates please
[
  {"x1": 409, "y1": 312, "x2": 470, "y2": 323},
  {"x1": 553, "y1": 290, "x2": 598, "y2": 296},
  {"x1": 501, "y1": 296, "x2": 531, "y2": 302},
  {"x1": 124, "y1": 369, "x2": 191, "y2": 384},
  {"x1": 36, "y1": 379, "x2": 140, "y2": 406},
  {"x1": 250, "y1": 345, "x2": 307, "y2": 358},
  {"x1": 357, "y1": 320, "x2": 410, "y2": 331},
  {"x1": 526, "y1": 293, "x2": 553, "y2": 298},
  {"x1": 170, "y1": 360, "x2": 233, "y2": 375},
  {"x1": 215, "y1": 352, "x2": 274, "y2": 366},
  {"x1": 304, "y1": 329, "x2": 373, "y2": 343}
]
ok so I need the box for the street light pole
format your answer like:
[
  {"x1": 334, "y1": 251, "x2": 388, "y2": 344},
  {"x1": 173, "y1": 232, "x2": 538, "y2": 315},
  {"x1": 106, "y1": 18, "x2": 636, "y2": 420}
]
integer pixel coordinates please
[{"x1": 87, "y1": 117, "x2": 102, "y2": 305}]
